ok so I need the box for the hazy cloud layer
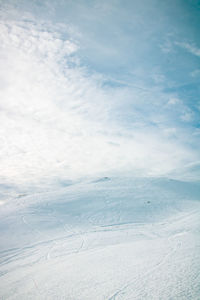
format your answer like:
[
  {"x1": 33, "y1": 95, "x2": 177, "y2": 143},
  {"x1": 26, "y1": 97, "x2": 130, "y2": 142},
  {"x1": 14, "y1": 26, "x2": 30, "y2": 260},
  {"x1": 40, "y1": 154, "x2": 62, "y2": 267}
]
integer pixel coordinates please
[{"x1": 0, "y1": 1, "x2": 200, "y2": 187}]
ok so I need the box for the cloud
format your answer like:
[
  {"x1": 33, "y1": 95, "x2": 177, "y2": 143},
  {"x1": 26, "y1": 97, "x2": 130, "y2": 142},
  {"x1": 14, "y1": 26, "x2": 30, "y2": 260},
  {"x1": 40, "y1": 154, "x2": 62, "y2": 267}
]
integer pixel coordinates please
[
  {"x1": 0, "y1": 4, "x2": 199, "y2": 188},
  {"x1": 190, "y1": 69, "x2": 200, "y2": 77},
  {"x1": 167, "y1": 97, "x2": 180, "y2": 105},
  {"x1": 176, "y1": 42, "x2": 200, "y2": 57},
  {"x1": 180, "y1": 112, "x2": 193, "y2": 122}
]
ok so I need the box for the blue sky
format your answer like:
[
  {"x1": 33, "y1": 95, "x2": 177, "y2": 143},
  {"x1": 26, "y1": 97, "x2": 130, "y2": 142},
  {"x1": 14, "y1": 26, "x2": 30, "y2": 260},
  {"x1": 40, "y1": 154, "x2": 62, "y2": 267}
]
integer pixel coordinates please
[{"x1": 0, "y1": 0, "x2": 200, "y2": 187}]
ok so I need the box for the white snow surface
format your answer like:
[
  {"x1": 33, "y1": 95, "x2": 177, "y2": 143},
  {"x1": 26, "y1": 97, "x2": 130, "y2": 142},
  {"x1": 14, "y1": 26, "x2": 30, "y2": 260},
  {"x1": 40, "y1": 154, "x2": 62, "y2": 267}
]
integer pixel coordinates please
[{"x1": 0, "y1": 176, "x2": 200, "y2": 299}]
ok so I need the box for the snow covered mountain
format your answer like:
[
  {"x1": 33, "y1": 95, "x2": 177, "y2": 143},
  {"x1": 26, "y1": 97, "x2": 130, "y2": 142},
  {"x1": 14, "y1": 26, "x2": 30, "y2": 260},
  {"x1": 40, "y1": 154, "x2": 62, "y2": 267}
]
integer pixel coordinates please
[{"x1": 0, "y1": 176, "x2": 200, "y2": 299}]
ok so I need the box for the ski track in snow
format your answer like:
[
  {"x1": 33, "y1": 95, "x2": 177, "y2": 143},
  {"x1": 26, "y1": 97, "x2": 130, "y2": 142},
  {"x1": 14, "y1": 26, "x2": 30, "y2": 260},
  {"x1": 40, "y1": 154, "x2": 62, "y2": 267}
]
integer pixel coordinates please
[
  {"x1": 0, "y1": 177, "x2": 200, "y2": 299},
  {"x1": 107, "y1": 232, "x2": 183, "y2": 300}
]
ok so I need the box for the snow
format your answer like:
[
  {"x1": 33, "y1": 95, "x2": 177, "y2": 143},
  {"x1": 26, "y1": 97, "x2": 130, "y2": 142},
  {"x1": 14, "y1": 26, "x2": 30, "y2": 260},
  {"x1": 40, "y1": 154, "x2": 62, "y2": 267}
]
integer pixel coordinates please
[{"x1": 0, "y1": 176, "x2": 200, "y2": 299}]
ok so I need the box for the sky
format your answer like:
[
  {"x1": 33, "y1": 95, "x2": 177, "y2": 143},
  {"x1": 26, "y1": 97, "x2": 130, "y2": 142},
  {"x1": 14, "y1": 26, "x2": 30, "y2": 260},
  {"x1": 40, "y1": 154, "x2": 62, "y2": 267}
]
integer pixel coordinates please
[{"x1": 0, "y1": 0, "x2": 200, "y2": 189}]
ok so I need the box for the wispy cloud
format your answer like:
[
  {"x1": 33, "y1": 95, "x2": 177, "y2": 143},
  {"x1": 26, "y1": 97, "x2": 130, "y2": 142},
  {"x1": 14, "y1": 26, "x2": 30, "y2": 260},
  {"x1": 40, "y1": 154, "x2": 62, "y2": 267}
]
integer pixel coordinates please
[
  {"x1": 176, "y1": 41, "x2": 200, "y2": 57},
  {"x1": 0, "y1": 3, "x2": 199, "y2": 188}
]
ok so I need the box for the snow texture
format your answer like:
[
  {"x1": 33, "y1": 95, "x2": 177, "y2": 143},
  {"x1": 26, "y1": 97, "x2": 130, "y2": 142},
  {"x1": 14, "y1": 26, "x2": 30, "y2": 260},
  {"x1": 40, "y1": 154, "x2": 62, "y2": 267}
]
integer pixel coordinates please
[{"x1": 0, "y1": 176, "x2": 200, "y2": 299}]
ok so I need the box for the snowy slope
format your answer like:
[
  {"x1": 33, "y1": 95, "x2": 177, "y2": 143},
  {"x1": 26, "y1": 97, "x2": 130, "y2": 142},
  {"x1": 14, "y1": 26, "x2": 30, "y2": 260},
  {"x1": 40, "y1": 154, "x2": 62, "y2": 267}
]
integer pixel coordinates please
[{"x1": 0, "y1": 176, "x2": 200, "y2": 299}]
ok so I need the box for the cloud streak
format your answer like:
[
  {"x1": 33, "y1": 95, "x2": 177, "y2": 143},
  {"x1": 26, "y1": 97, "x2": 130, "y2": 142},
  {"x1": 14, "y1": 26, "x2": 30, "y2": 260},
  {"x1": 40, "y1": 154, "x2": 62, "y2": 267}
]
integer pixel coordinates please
[{"x1": 0, "y1": 3, "x2": 199, "y2": 188}]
